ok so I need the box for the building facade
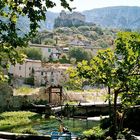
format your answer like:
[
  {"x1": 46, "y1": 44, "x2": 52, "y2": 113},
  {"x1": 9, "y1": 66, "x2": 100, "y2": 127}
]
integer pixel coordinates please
[
  {"x1": 34, "y1": 63, "x2": 71, "y2": 87},
  {"x1": 9, "y1": 59, "x2": 42, "y2": 78}
]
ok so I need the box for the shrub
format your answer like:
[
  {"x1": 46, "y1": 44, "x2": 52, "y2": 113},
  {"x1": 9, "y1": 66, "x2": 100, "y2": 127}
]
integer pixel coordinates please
[
  {"x1": 59, "y1": 55, "x2": 70, "y2": 64},
  {"x1": 78, "y1": 26, "x2": 90, "y2": 32},
  {"x1": 11, "y1": 126, "x2": 39, "y2": 135},
  {"x1": 83, "y1": 126, "x2": 107, "y2": 140},
  {"x1": 44, "y1": 38, "x2": 56, "y2": 45}
]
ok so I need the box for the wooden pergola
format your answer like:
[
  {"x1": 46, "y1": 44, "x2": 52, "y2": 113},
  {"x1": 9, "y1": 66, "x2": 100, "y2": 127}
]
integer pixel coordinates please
[{"x1": 48, "y1": 85, "x2": 63, "y2": 105}]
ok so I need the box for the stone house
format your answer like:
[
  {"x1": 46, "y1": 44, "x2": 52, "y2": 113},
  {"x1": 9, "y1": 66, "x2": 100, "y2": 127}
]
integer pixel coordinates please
[
  {"x1": 34, "y1": 63, "x2": 71, "y2": 87},
  {"x1": 9, "y1": 59, "x2": 71, "y2": 87},
  {"x1": 9, "y1": 59, "x2": 42, "y2": 78}
]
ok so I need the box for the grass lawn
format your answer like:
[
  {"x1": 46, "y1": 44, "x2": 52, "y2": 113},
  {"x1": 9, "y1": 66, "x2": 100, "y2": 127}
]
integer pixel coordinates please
[
  {"x1": 14, "y1": 86, "x2": 37, "y2": 95},
  {"x1": 0, "y1": 111, "x2": 42, "y2": 134}
]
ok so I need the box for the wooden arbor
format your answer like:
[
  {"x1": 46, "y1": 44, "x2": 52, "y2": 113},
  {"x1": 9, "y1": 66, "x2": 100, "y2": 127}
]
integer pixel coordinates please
[{"x1": 48, "y1": 85, "x2": 63, "y2": 105}]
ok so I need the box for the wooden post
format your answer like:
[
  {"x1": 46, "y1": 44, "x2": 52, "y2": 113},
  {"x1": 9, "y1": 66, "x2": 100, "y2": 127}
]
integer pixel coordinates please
[
  {"x1": 60, "y1": 86, "x2": 62, "y2": 105},
  {"x1": 49, "y1": 87, "x2": 51, "y2": 104}
]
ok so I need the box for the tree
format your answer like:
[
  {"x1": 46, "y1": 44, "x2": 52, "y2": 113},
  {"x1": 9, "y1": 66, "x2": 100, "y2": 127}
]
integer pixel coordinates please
[
  {"x1": 0, "y1": 0, "x2": 73, "y2": 81},
  {"x1": 65, "y1": 67, "x2": 84, "y2": 90},
  {"x1": 72, "y1": 32, "x2": 140, "y2": 139},
  {"x1": 22, "y1": 47, "x2": 42, "y2": 60},
  {"x1": 68, "y1": 47, "x2": 93, "y2": 63}
]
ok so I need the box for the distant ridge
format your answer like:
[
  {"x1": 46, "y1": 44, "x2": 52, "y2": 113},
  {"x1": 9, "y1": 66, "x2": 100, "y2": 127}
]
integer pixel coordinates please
[
  {"x1": 17, "y1": 6, "x2": 140, "y2": 31},
  {"x1": 83, "y1": 6, "x2": 140, "y2": 29}
]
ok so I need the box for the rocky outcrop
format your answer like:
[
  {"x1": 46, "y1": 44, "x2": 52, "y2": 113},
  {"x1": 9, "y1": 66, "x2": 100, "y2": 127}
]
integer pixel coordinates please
[{"x1": 54, "y1": 10, "x2": 86, "y2": 28}]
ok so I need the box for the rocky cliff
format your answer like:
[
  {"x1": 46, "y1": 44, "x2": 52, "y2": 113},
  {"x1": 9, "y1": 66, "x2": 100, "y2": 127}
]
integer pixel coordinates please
[{"x1": 83, "y1": 6, "x2": 140, "y2": 30}]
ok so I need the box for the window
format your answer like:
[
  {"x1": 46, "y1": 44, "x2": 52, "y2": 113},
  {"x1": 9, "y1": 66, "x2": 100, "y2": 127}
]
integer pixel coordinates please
[
  {"x1": 48, "y1": 48, "x2": 51, "y2": 52},
  {"x1": 19, "y1": 66, "x2": 21, "y2": 70},
  {"x1": 41, "y1": 72, "x2": 43, "y2": 75},
  {"x1": 51, "y1": 79, "x2": 54, "y2": 82}
]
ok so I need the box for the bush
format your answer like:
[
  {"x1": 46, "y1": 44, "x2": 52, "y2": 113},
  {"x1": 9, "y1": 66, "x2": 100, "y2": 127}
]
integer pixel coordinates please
[
  {"x1": 11, "y1": 126, "x2": 39, "y2": 135},
  {"x1": 83, "y1": 126, "x2": 107, "y2": 140},
  {"x1": 44, "y1": 38, "x2": 56, "y2": 45},
  {"x1": 78, "y1": 26, "x2": 90, "y2": 32},
  {"x1": 59, "y1": 55, "x2": 70, "y2": 64},
  {"x1": 23, "y1": 48, "x2": 42, "y2": 60}
]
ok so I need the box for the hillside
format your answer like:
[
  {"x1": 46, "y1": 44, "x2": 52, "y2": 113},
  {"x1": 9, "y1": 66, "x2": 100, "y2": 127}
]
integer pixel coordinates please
[
  {"x1": 83, "y1": 6, "x2": 140, "y2": 29},
  {"x1": 17, "y1": 6, "x2": 140, "y2": 32},
  {"x1": 31, "y1": 25, "x2": 116, "y2": 50}
]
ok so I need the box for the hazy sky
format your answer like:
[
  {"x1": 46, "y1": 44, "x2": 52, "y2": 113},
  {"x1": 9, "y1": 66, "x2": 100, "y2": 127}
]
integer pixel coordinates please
[{"x1": 49, "y1": 0, "x2": 140, "y2": 12}]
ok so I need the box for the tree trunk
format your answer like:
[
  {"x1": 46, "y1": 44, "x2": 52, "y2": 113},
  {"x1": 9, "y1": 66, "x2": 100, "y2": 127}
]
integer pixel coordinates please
[
  {"x1": 112, "y1": 92, "x2": 118, "y2": 140},
  {"x1": 108, "y1": 86, "x2": 111, "y2": 119}
]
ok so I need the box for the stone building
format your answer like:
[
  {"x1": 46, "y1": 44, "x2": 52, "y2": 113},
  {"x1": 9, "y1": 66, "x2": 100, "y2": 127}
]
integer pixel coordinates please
[
  {"x1": 34, "y1": 63, "x2": 71, "y2": 87},
  {"x1": 9, "y1": 59, "x2": 42, "y2": 78},
  {"x1": 9, "y1": 59, "x2": 71, "y2": 87}
]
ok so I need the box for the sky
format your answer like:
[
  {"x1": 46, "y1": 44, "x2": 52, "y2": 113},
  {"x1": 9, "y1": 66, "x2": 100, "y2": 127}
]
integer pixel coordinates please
[{"x1": 49, "y1": 0, "x2": 140, "y2": 12}]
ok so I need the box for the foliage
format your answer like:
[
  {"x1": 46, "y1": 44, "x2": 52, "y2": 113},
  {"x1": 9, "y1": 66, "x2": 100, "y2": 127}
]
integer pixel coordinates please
[
  {"x1": 68, "y1": 47, "x2": 93, "y2": 63},
  {"x1": 22, "y1": 47, "x2": 42, "y2": 60},
  {"x1": 0, "y1": 0, "x2": 73, "y2": 81},
  {"x1": 0, "y1": 111, "x2": 39, "y2": 132},
  {"x1": 59, "y1": 54, "x2": 70, "y2": 64},
  {"x1": 71, "y1": 32, "x2": 140, "y2": 139},
  {"x1": 78, "y1": 26, "x2": 91, "y2": 32},
  {"x1": 96, "y1": 39, "x2": 109, "y2": 48},
  {"x1": 35, "y1": 25, "x2": 115, "y2": 52},
  {"x1": 65, "y1": 67, "x2": 83, "y2": 90},
  {"x1": 11, "y1": 126, "x2": 39, "y2": 135},
  {"x1": 83, "y1": 126, "x2": 107, "y2": 140},
  {"x1": 44, "y1": 38, "x2": 56, "y2": 45}
]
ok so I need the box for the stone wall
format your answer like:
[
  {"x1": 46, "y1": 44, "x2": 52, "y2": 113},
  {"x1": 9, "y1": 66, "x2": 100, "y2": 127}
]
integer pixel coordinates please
[
  {"x1": 12, "y1": 88, "x2": 49, "y2": 109},
  {"x1": 0, "y1": 83, "x2": 49, "y2": 112},
  {"x1": 0, "y1": 82, "x2": 13, "y2": 112}
]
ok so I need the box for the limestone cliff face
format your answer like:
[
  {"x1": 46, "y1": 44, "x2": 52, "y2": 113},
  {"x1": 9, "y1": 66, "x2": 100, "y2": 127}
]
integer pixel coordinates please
[
  {"x1": 83, "y1": 6, "x2": 140, "y2": 29},
  {"x1": 54, "y1": 10, "x2": 86, "y2": 28}
]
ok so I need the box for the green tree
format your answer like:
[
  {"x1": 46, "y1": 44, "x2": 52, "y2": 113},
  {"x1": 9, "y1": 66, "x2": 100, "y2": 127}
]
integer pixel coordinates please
[
  {"x1": 0, "y1": 0, "x2": 73, "y2": 81},
  {"x1": 72, "y1": 32, "x2": 140, "y2": 139},
  {"x1": 68, "y1": 47, "x2": 93, "y2": 63},
  {"x1": 65, "y1": 67, "x2": 83, "y2": 90},
  {"x1": 23, "y1": 48, "x2": 42, "y2": 60}
]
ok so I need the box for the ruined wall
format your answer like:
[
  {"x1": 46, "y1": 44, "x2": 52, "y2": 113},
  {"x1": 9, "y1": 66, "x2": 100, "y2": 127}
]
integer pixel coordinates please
[
  {"x1": 54, "y1": 10, "x2": 86, "y2": 28},
  {"x1": 12, "y1": 88, "x2": 49, "y2": 109},
  {"x1": 0, "y1": 82, "x2": 13, "y2": 112},
  {"x1": 0, "y1": 84, "x2": 49, "y2": 112}
]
